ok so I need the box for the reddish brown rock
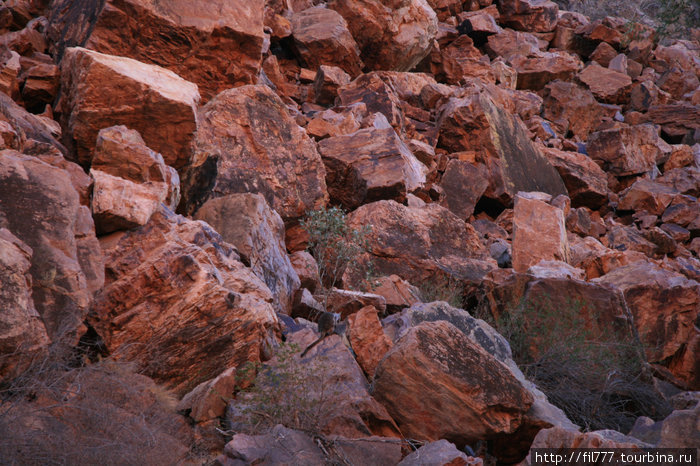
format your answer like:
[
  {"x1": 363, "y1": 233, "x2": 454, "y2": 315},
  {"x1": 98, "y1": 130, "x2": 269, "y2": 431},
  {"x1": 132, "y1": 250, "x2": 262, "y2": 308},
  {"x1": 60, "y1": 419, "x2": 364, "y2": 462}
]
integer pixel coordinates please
[
  {"x1": 647, "y1": 104, "x2": 700, "y2": 143},
  {"x1": 178, "y1": 367, "x2": 237, "y2": 423},
  {"x1": 372, "y1": 321, "x2": 534, "y2": 443},
  {"x1": 458, "y1": 9, "x2": 502, "y2": 44},
  {"x1": 313, "y1": 65, "x2": 351, "y2": 106},
  {"x1": 618, "y1": 179, "x2": 677, "y2": 215},
  {"x1": 327, "y1": 0, "x2": 438, "y2": 72},
  {"x1": 578, "y1": 63, "x2": 632, "y2": 104},
  {"x1": 433, "y1": 35, "x2": 496, "y2": 85},
  {"x1": 91, "y1": 207, "x2": 279, "y2": 396},
  {"x1": 605, "y1": 224, "x2": 659, "y2": 258},
  {"x1": 589, "y1": 41, "x2": 617, "y2": 67},
  {"x1": 370, "y1": 275, "x2": 423, "y2": 313},
  {"x1": 20, "y1": 63, "x2": 59, "y2": 112},
  {"x1": 291, "y1": 7, "x2": 362, "y2": 77},
  {"x1": 194, "y1": 193, "x2": 301, "y2": 314},
  {"x1": 656, "y1": 167, "x2": 700, "y2": 198},
  {"x1": 347, "y1": 306, "x2": 393, "y2": 377},
  {"x1": 509, "y1": 50, "x2": 582, "y2": 91},
  {"x1": 58, "y1": 47, "x2": 199, "y2": 169},
  {"x1": 486, "y1": 29, "x2": 540, "y2": 60},
  {"x1": 0, "y1": 228, "x2": 49, "y2": 378},
  {"x1": 218, "y1": 425, "x2": 325, "y2": 465},
  {"x1": 512, "y1": 194, "x2": 569, "y2": 273},
  {"x1": 541, "y1": 81, "x2": 604, "y2": 139},
  {"x1": 325, "y1": 288, "x2": 387, "y2": 319},
  {"x1": 0, "y1": 48, "x2": 21, "y2": 102},
  {"x1": 439, "y1": 159, "x2": 489, "y2": 220},
  {"x1": 48, "y1": 0, "x2": 265, "y2": 101},
  {"x1": 338, "y1": 72, "x2": 405, "y2": 133},
  {"x1": 629, "y1": 80, "x2": 671, "y2": 113},
  {"x1": 318, "y1": 126, "x2": 426, "y2": 210},
  {"x1": 522, "y1": 426, "x2": 648, "y2": 458},
  {"x1": 664, "y1": 145, "x2": 696, "y2": 171},
  {"x1": 593, "y1": 261, "x2": 699, "y2": 383},
  {"x1": 346, "y1": 200, "x2": 491, "y2": 286},
  {"x1": 179, "y1": 85, "x2": 328, "y2": 220},
  {"x1": 289, "y1": 251, "x2": 321, "y2": 293},
  {"x1": 0, "y1": 150, "x2": 103, "y2": 341},
  {"x1": 398, "y1": 439, "x2": 483, "y2": 466},
  {"x1": 541, "y1": 148, "x2": 607, "y2": 209},
  {"x1": 305, "y1": 105, "x2": 365, "y2": 139},
  {"x1": 0, "y1": 91, "x2": 65, "y2": 156},
  {"x1": 3, "y1": 17, "x2": 47, "y2": 56},
  {"x1": 587, "y1": 125, "x2": 665, "y2": 176},
  {"x1": 498, "y1": 0, "x2": 558, "y2": 33}
]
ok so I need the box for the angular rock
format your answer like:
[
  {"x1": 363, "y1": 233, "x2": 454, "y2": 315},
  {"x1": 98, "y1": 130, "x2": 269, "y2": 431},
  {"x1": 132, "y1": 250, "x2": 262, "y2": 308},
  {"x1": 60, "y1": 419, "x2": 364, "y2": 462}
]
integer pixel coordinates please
[
  {"x1": 433, "y1": 35, "x2": 496, "y2": 85},
  {"x1": 0, "y1": 91, "x2": 65, "y2": 156},
  {"x1": 58, "y1": 47, "x2": 199, "y2": 169},
  {"x1": 512, "y1": 194, "x2": 569, "y2": 273},
  {"x1": 318, "y1": 127, "x2": 426, "y2": 210},
  {"x1": 541, "y1": 148, "x2": 607, "y2": 209},
  {"x1": 578, "y1": 63, "x2": 632, "y2": 104},
  {"x1": 47, "y1": 0, "x2": 265, "y2": 100},
  {"x1": 313, "y1": 65, "x2": 351, "y2": 106},
  {"x1": 508, "y1": 50, "x2": 582, "y2": 91},
  {"x1": 218, "y1": 425, "x2": 325, "y2": 465},
  {"x1": 486, "y1": 29, "x2": 540, "y2": 60},
  {"x1": 618, "y1": 179, "x2": 677, "y2": 216},
  {"x1": 523, "y1": 426, "x2": 649, "y2": 458},
  {"x1": 605, "y1": 225, "x2": 659, "y2": 258},
  {"x1": 542, "y1": 81, "x2": 604, "y2": 139},
  {"x1": 180, "y1": 85, "x2": 327, "y2": 220},
  {"x1": 587, "y1": 125, "x2": 664, "y2": 176},
  {"x1": 347, "y1": 306, "x2": 393, "y2": 377},
  {"x1": 178, "y1": 367, "x2": 237, "y2": 423},
  {"x1": 338, "y1": 72, "x2": 405, "y2": 133},
  {"x1": 439, "y1": 159, "x2": 489, "y2": 220},
  {"x1": 372, "y1": 321, "x2": 534, "y2": 443},
  {"x1": 291, "y1": 288, "x2": 325, "y2": 321},
  {"x1": 291, "y1": 7, "x2": 362, "y2": 77},
  {"x1": 21, "y1": 63, "x2": 59, "y2": 112},
  {"x1": 91, "y1": 207, "x2": 279, "y2": 396},
  {"x1": 325, "y1": 288, "x2": 387, "y2": 318},
  {"x1": 0, "y1": 150, "x2": 103, "y2": 341},
  {"x1": 328, "y1": 436, "x2": 403, "y2": 465},
  {"x1": 656, "y1": 168, "x2": 700, "y2": 198},
  {"x1": 327, "y1": 0, "x2": 438, "y2": 71},
  {"x1": 0, "y1": 228, "x2": 49, "y2": 378},
  {"x1": 398, "y1": 439, "x2": 482, "y2": 466},
  {"x1": 370, "y1": 274, "x2": 423, "y2": 313},
  {"x1": 589, "y1": 41, "x2": 617, "y2": 67},
  {"x1": 648, "y1": 104, "x2": 700, "y2": 143},
  {"x1": 498, "y1": 0, "x2": 558, "y2": 33},
  {"x1": 0, "y1": 48, "x2": 21, "y2": 102},
  {"x1": 289, "y1": 251, "x2": 321, "y2": 293},
  {"x1": 194, "y1": 193, "x2": 301, "y2": 314}
]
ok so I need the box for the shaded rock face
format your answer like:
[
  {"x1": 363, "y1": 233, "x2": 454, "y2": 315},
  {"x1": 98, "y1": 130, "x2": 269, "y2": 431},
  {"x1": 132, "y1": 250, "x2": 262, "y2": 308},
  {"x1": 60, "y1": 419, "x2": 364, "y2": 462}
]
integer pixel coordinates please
[
  {"x1": 398, "y1": 439, "x2": 482, "y2": 466},
  {"x1": 346, "y1": 200, "x2": 492, "y2": 286},
  {"x1": 91, "y1": 207, "x2": 279, "y2": 396},
  {"x1": 372, "y1": 321, "x2": 534, "y2": 444},
  {"x1": 347, "y1": 305, "x2": 393, "y2": 377},
  {"x1": 327, "y1": 0, "x2": 438, "y2": 72},
  {"x1": 218, "y1": 425, "x2": 326, "y2": 465},
  {"x1": 541, "y1": 148, "x2": 607, "y2": 209},
  {"x1": 58, "y1": 47, "x2": 199, "y2": 169},
  {"x1": 512, "y1": 194, "x2": 569, "y2": 273},
  {"x1": 0, "y1": 92, "x2": 66, "y2": 156},
  {"x1": 542, "y1": 81, "x2": 604, "y2": 139},
  {"x1": 439, "y1": 159, "x2": 489, "y2": 220},
  {"x1": 587, "y1": 125, "x2": 664, "y2": 176},
  {"x1": 318, "y1": 126, "x2": 427, "y2": 210},
  {"x1": 179, "y1": 85, "x2": 328, "y2": 221},
  {"x1": 498, "y1": 0, "x2": 558, "y2": 33},
  {"x1": 47, "y1": 0, "x2": 265, "y2": 101},
  {"x1": 0, "y1": 228, "x2": 49, "y2": 378},
  {"x1": 0, "y1": 150, "x2": 103, "y2": 341},
  {"x1": 193, "y1": 193, "x2": 300, "y2": 314}
]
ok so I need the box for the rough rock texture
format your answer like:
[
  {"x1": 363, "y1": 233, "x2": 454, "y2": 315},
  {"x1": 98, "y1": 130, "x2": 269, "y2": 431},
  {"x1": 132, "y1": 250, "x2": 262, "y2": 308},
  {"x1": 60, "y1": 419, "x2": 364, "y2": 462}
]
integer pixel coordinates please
[
  {"x1": 91, "y1": 207, "x2": 279, "y2": 396},
  {"x1": 314, "y1": 65, "x2": 352, "y2": 105},
  {"x1": 578, "y1": 62, "x2": 632, "y2": 104},
  {"x1": 498, "y1": 0, "x2": 558, "y2": 33},
  {"x1": 541, "y1": 81, "x2": 604, "y2": 139},
  {"x1": 338, "y1": 73, "x2": 405, "y2": 133},
  {"x1": 347, "y1": 305, "x2": 393, "y2": 377},
  {"x1": 512, "y1": 194, "x2": 569, "y2": 273},
  {"x1": 0, "y1": 91, "x2": 65, "y2": 156},
  {"x1": 372, "y1": 321, "x2": 534, "y2": 443},
  {"x1": 58, "y1": 47, "x2": 199, "y2": 169},
  {"x1": 439, "y1": 159, "x2": 489, "y2": 220},
  {"x1": 218, "y1": 425, "x2": 326, "y2": 465},
  {"x1": 177, "y1": 367, "x2": 237, "y2": 423},
  {"x1": 327, "y1": 0, "x2": 438, "y2": 72},
  {"x1": 0, "y1": 228, "x2": 49, "y2": 378},
  {"x1": 318, "y1": 126, "x2": 427, "y2": 210},
  {"x1": 291, "y1": 6, "x2": 363, "y2": 77},
  {"x1": 370, "y1": 274, "x2": 423, "y2": 313},
  {"x1": 522, "y1": 426, "x2": 649, "y2": 458},
  {"x1": 325, "y1": 288, "x2": 387, "y2": 318},
  {"x1": 47, "y1": 0, "x2": 265, "y2": 101},
  {"x1": 541, "y1": 148, "x2": 607, "y2": 209},
  {"x1": 0, "y1": 150, "x2": 103, "y2": 341},
  {"x1": 346, "y1": 200, "x2": 491, "y2": 286},
  {"x1": 587, "y1": 125, "x2": 665, "y2": 176},
  {"x1": 194, "y1": 193, "x2": 300, "y2": 314},
  {"x1": 508, "y1": 50, "x2": 582, "y2": 91},
  {"x1": 289, "y1": 250, "x2": 321, "y2": 293},
  {"x1": 180, "y1": 85, "x2": 327, "y2": 220},
  {"x1": 398, "y1": 439, "x2": 483, "y2": 466}
]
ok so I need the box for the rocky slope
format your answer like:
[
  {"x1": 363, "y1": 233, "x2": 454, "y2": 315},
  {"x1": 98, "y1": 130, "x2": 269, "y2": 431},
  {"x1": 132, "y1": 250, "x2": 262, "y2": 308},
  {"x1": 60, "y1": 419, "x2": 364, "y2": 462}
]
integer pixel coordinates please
[{"x1": 0, "y1": 0, "x2": 698, "y2": 464}]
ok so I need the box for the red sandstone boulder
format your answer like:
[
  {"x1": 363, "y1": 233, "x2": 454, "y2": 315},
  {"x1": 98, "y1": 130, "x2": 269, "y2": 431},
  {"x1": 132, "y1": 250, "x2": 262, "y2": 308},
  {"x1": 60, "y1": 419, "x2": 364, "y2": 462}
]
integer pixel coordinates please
[
  {"x1": 48, "y1": 0, "x2": 265, "y2": 100},
  {"x1": 522, "y1": 426, "x2": 649, "y2": 460},
  {"x1": 347, "y1": 305, "x2": 393, "y2": 377},
  {"x1": 327, "y1": 0, "x2": 438, "y2": 72},
  {"x1": 370, "y1": 274, "x2": 423, "y2": 313},
  {"x1": 498, "y1": 0, "x2": 558, "y2": 33},
  {"x1": 0, "y1": 91, "x2": 65, "y2": 156},
  {"x1": 291, "y1": 7, "x2": 363, "y2": 77},
  {"x1": 194, "y1": 193, "x2": 301, "y2": 314},
  {"x1": 338, "y1": 72, "x2": 405, "y2": 134},
  {"x1": 289, "y1": 251, "x2": 321, "y2": 293},
  {"x1": 618, "y1": 179, "x2": 678, "y2": 216},
  {"x1": 325, "y1": 288, "x2": 387, "y2": 319},
  {"x1": 647, "y1": 104, "x2": 700, "y2": 143},
  {"x1": 179, "y1": 85, "x2": 328, "y2": 220},
  {"x1": 541, "y1": 81, "x2": 604, "y2": 139},
  {"x1": 439, "y1": 159, "x2": 489, "y2": 220},
  {"x1": 578, "y1": 63, "x2": 632, "y2": 104},
  {"x1": 485, "y1": 29, "x2": 540, "y2": 60},
  {"x1": 318, "y1": 126, "x2": 427, "y2": 210},
  {"x1": 21, "y1": 62, "x2": 59, "y2": 112},
  {"x1": 91, "y1": 207, "x2": 279, "y2": 396},
  {"x1": 508, "y1": 50, "x2": 582, "y2": 91},
  {"x1": 313, "y1": 65, "x2": 351, "y2": 106},
  {"x1": 541, "y1": 148, "x2": 607, "y2": 209},
  {"x1": 58, "y1": 47, "x2": 199, "y2": 169},
  {"x1": 587, "y1": 125, "x2": 665, "y2": 176},
  {"x1": 432, "y1": 35, "x2": 496, "y2": 85}
]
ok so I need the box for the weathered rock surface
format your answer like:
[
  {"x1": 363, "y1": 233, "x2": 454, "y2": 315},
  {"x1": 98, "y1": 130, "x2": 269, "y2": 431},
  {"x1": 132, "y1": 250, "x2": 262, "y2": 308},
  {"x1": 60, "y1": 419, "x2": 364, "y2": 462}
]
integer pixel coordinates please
[
  {"x1": 347, "y1": 305, "x2": 393, "y2": 377},
  {"x1": 498, "y1": 0, "x2": 558, "y2": 33},
  {"x1": 218, "y1": 425, "x2": 326, "y2": 465},
  {"x1": 508, "y1": 50, "x2": 582, "y2": 91},
  {"x1": 289, "y1": 250, "x2": 321, "y2": 293},
  {"x1": 587, "y1": 125, "x2": 665, "y2": 176},
  {"x1": 0, "y1": 91, "x2": 65, "y2": 156},
  {"x1": 398, "y1": 439, "x2": 483, "y2": 466},
  {"x1": 618, "y1": 179, "x2": 678, "y2": 216},
  {"x1": 541, "y1": 148, "x2": 607, "y2": 209},
  {"x1": 318, "y1": 126, "x2": 426, "y2": 210},
  {"x1": 47, "y1": 0, "x2": 265, "y2": 100},
  {"x1": 0, "y1": 150, "x2": 103, "y2": 341},
  {"x1": 194, "y1": 193, "x2": 300, "y2": 314},
  {"x1": 372, "y1": 320, "x2": 534, "y2": 443},
  {"x1": 178, "y1": 367, "x2": 237, "y2": 423},
  {"x1": 180, "y1": 85, "x2": 327, "y2": 220},
  {"x1": 58, "y1": 47, "x2": 199, "y2": 169},
  {"x1": 522, "y1": 426, "x2": 649, "y2": 459},
  {"x1": 291, "y1": 6, "x2": 363, "y2": 77},
  {"x1": 439, "y1": 159, "x2": 489, "y2": 220},
  {"x1": 327, "y1": 0, "x2": 438, "y2": 72},
  {"x1": 512, "y1": 194, "x2": 569, "y2": 273},
  {"x1": 541, "y1": 81, "x2": 604, "y2": 139},
  {"x1": 325, "y1": 288, "x2": 387, "y2": 318},
  {"x1": 578, "y1": 62, "x2": 632, "y2": 104},
  {"x1": 313, "y1": 64, "x2": 352, "y2": 105},
  {"x1": 91, "y1": 207, "x2": 279, "y2": 396},
  {"x1": 0, "y1": 228, "x2": 49, "y2": 378},
  {"x1": 370, "y1": 274, "x2": 423, "y2": 313}
]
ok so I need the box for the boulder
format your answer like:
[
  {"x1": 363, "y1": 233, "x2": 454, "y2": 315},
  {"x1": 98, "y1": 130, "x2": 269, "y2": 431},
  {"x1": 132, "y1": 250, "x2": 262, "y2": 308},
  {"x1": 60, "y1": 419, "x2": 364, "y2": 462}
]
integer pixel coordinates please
[
  {"x1": 647, "y1": 104, "x2": 700, "y2": 143},
  {"x1": 179, "y1": 85, "x2": 327, "y2": 220},
  {"x1": 541, "y1": 81, "x2": 604, "y2": 139},
  {"x1": 338, "y1": 73, "x2": 405, "y2": 133},
  {"x1": 194, "y1": 193, "x2": 301, "y2": 314},
  {"x1": 522, "y1": 426, "x2": 649, "y2": 459},
  {"x1": 485, "y1": 29, "x2": 540, "y2": 60},
  {"x1": 289, "y1": 251, "x2": 321, "y2": 293},
  {"x1": 578, "y1": 63, "x2": 632, "y2": 104},
  {"x1": 327, "y1": 0, "x2": 438, "y2": 72},
  {"x1": 58, "y1": 47, "x2": 199, "y2": 169},
  {"x1": 372, "y1": 321, "x2": 534, "y2": 443},
  {"x1": 541, "y1": 148, "x2": 607, "y2": 209},
  {"x1": 0, "y1": 91, "x2": 65, "y2": 156},
  {"x1": 0, "y1": 49, "x2": 21, "y2": 102},
  {"x1": 512, "y1": 194, "x2": 569, "y2": 273},
  {"x1": 0, "y1": 150, "x2": 103, "y2": 341},
  {"x1": 318, "y1": 126, "x2": 426, "y2": 210},
  {"x1": 291, "y1": 7, "x2": 362, "y2": 77},
  {"x1": 218, "y1": 425, "x2": 325, "y2": 465},
  {"x1": 587, "y1": 125, "x2": 665, "y2": 176},
  {"x1": 439, "y1": 159, "x2": 489, "y2": 220},
  {"x1": 91, "y1": 207, "x2": 279, "y2": 396},
  {"x1": 370, "y1": 274, "x2": 423, "y2": 313},
  {"x1": 432, "y1": 35, "x2": 496, "y2": 85},
  {"x1": 498, "y1": 0, "x2": 558, "y2": 33},
  {"x1": 618, "y1": 179, "x2": 677, "y2": 216},
  {"x1": 313, "y1": 65, "x2": 351, "y2": 106},
  {"x1": 398, "y1": 439, "x2": 483, "y2": 466},
  {"x1": 508, "y1": 50, "x2": 582, "y2": 91},
  {"x1": 347, "y1": 306, "x2": 393, "y2": 377},
  {"x1": 47, "y1": 0, "x2": 265, "y2": 101},
  {"x1": 21, "y1": 63, "x2": 60, "y2": 112},
  {"x1": 325, "y1": 288, "x2": 387, "y2": 318},
  {"x1": 0, "y1": 228, "x2": 49, "y2": 378},
  {"x1": 657, "y1": 404, "x2": 700, "y2": 447},
  {"x1": 177, "y1": 367, "x2": 237, "y2": 423},
  {"x1": 656, "y1": 167, "x2": 700, "y2": 198}
]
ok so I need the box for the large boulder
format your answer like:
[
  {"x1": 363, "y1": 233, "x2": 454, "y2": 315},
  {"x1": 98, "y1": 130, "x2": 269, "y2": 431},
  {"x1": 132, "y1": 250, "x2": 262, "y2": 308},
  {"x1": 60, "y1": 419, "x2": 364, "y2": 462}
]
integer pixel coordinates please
[
  {"x1": 541, "y1": 148, "x2": 608, "y2": 209},
  {"x1": 0, "y1": 150, "x2": 103, "y2": 341},
  {"x1": 512, "y1": 194, "x2": 569, "y2": 273},
  {"x1": 58, "y1": 47, "x2": 199, "y2": 169},
  {"x1": 541, "y1": 81, "x2": 604, "y2": 139},
  {"x1": 578, "y1": 62, "x2": 632, "y2": 104},
  {"x1": 327, "y1": 0, "x2": 438, "y2": 72},
  {"x1": 179, "y1": 85, "x2": 327, "y2": 220},
  {"x1": 91, "y1": 207, "x2": 279, "y2": 396},
  {"x1": 47, "y1": 0, "x2": 265, "y2": 101},
  {"x1": 193, "y1": 193, "x2": 300, "y2": 314},
  {"x1": 318, "y1": 126, "x2": 426, "y2": 210},
  {"x1": 372, "y1": 321, "x2": 534, "y2": 443},
  {"x1": 347, "y1": 305, "x2": 393, "y2": 377},
  {"x1": 439, "y1": 159, "x2": 489, "y2": 220},
  {"x1": 508, "y1": 51, "x2": 582, "y2": 91},
  {"x1": 0, "y1": 91, "x2": 65, "y2": 156},
  {"x1": 398, "y1": 439, "x2": 482, "y2": 466},
  {"x1": 587, "y1": 125, "x2": 665, "y2": 176},
  {"x1": 498, "y1": 0, "x2": 558, "y2": 33}
]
